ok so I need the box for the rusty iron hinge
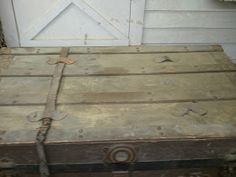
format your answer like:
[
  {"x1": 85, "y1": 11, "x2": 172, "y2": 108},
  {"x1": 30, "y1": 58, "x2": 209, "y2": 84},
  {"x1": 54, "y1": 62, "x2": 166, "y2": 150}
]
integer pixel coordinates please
[{"x1": 47, "y1": 57, "x2": 75, "y2": 65}]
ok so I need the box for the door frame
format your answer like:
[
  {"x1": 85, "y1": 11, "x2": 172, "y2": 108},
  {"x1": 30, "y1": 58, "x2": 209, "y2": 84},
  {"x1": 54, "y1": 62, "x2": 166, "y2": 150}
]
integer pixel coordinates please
[
  {"x1": 0, "y1": 0, "x2": 145, "y2": 47},
  {"x1": 0, "y1": 0, "x2": 20, "y2": 47}
]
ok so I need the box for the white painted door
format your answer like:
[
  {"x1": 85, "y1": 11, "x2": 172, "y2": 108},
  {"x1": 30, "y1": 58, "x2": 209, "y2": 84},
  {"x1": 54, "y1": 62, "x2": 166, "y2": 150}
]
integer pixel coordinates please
[{"x1": 9, "y1": 0, "x2": 145, "y2": 47}]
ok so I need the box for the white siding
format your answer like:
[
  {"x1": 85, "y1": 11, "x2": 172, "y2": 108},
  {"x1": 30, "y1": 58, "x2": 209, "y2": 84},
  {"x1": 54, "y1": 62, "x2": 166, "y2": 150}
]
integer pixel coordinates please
[{"x1": 142, "y1": 0, "x2": 236, "y2": 62}]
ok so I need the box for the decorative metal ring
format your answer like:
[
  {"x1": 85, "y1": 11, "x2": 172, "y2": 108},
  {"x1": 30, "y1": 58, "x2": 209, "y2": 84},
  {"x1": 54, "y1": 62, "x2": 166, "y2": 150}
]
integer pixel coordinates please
[{"x1": 105, "y1": 144, "x2": 137, "y2": 163}]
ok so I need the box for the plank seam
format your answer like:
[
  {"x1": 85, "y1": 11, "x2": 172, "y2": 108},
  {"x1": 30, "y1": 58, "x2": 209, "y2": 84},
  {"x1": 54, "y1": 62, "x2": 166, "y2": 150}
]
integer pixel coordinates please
[
  {"x1": 1, "y1": 97, "x2": 236, "y2": 106},
  {"x1": 0, "y1": 50, "x2": 225, "y2": 56},
  {"x1": 1, "y1": 70, "x2": 236, "y2": 77}
]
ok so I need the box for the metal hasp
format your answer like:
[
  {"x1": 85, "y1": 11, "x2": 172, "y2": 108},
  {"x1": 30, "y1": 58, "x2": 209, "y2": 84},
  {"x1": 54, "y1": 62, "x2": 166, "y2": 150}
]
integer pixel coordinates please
[
  {"x1": 35, "y1": 48, "x2": 70, "y2": 177},
  {"x1": 105, "y1": 145, "x2": 137, "y2": 164},
  {"x1": 105, "y1": 145, "x2": 137, "y2": 177}
]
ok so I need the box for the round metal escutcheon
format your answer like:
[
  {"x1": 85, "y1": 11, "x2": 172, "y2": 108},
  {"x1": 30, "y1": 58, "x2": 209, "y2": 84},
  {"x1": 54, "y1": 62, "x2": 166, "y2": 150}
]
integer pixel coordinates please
[{"x1": 105, "y1": 145, "x2": 137, "y2": 163}]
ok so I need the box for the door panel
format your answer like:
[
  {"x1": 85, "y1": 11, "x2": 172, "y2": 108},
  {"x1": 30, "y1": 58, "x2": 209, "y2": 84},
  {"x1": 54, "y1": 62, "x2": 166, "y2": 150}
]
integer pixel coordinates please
[{"x1": 13, "y1": 0, "x2": 130, "y2": 46}]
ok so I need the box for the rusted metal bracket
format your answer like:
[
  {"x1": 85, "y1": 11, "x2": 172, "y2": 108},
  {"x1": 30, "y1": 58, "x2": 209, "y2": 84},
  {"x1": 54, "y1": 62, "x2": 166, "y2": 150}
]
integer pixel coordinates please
[
  {"x1": 31, "y1": 48, "x2": 71, "y2": 177},
  {"x1": 47, "y1": 57, "x2": 75, "y2": 65}
]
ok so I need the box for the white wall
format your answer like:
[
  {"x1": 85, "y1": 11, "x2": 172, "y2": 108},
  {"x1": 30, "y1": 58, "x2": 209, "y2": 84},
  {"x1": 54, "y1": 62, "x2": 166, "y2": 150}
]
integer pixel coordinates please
[{"x1": 142, "y1": 0, "x2": 236, "y2": 63}]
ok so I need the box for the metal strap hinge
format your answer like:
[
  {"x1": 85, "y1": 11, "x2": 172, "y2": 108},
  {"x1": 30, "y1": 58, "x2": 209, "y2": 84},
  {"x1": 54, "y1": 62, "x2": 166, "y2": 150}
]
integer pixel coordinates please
[
  {"x1": 27, "y1": 48, "x2": 71, "y2": 177},
  {"x1": 27, "y1": 111, "x2": 68, "y2": 122},
  {"x1": 47, "y1": 57, "x2": 75, "y2": 65}
]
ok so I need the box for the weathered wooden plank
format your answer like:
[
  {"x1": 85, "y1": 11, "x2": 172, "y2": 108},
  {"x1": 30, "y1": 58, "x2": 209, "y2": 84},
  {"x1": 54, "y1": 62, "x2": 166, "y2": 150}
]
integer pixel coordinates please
[
  {"x1": 1, "y1": 52, "x2": 235, "y2": 76},
  {"x1": 58, "y1": 72, "x2": 236, "y2": 104},
  {"x1": 0, "y1": 77, "x2": 50, "y2": 104},
  {"x1": 71, "y1": 45, "x2": 224, "y2": 53},
  {"x1": 15, "y1": 169, "x2": 221, "y2": 177},
  {"x1": 0, "y1": 106, "x2": 42, "y2": 144},
  {"x1": 0, "y1": 47, "x2": 62, "y2": 55},
  {"x1": 1, "y1": 100, "x2": 236, "y2": 144},
  {"x1": 0, "y1": 73, "x2": 236, "y2": 105},
  {"x1": 19, "y1": 169, "x2": 221, "y2": 177},
  {"x1": 1, "y1": 138, "x2": 236, "y2": 168},
  {"x1": 0, "y1": 45, "x2": 223, "y2": 55},
  {"x1": 0, "y1": 55, "x2": 54, "y2": 76},
  {"x1": 51, "y1": 100, "x2": 236, "y2": 142}
]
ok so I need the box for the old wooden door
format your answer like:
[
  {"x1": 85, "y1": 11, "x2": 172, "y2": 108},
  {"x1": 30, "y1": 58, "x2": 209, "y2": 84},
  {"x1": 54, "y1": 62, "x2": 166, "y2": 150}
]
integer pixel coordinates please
[{"x1": 7, "y1": 0, "x2": 145, "y2": 47}]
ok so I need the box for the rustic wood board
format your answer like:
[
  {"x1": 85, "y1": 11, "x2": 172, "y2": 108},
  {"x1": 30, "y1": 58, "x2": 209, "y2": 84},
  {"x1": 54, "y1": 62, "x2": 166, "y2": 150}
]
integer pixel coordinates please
[
  {"x1": 1, "y1": 52, "x2": 236, "y2": 76},
  {"x1": 0, "y1": 100, "x2": 236, "y2": 144},
  {"x1": 0, "y1": 45, "x2": 223, "y2": 55},
  {"x1": 0, "y1": 72, "x2": 236, "y2": 105},
  {"x1": 21, "y1": 168, "x2": 220, "y2": 177},
  {"x1": 0, "y1": 45, "x2": 236, "y2": 169}
]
